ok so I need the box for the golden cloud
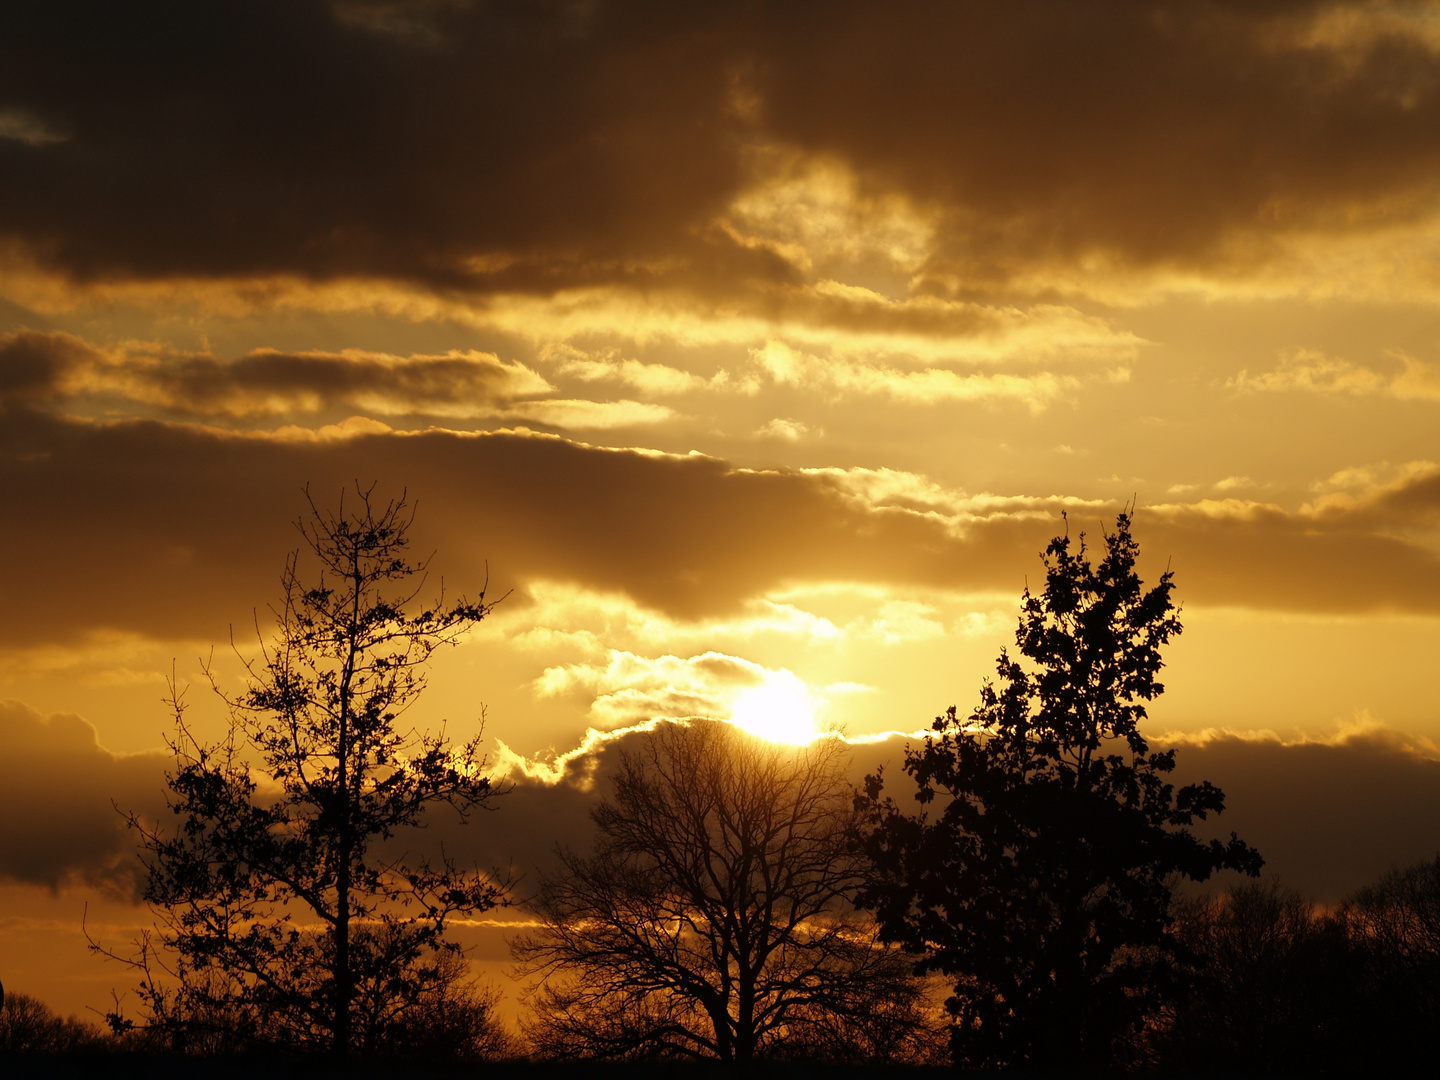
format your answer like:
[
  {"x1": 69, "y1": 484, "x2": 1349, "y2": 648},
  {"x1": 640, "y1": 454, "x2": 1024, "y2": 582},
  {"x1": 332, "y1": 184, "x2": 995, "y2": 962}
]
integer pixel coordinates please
[
  {"x1": 1231, "y1": 347, "x2": 1440, "y2": 401},
  {"x1": 0, "y1": 329, "x2": 554, "y2": 418}
]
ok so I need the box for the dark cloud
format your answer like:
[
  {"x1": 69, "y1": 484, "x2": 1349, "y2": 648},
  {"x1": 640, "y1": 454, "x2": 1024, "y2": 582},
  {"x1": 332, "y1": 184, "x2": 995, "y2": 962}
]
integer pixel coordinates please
[
  {"x1": 0, "y1": 329, "x2": 96, "y2": 405},
  {"x1": 851, "y1": 727, "x2": 1440, "y2": 903},
  {"x1": 0, "y1": 408, "x2": 969, "y2": 645},
  {"x1": 2, "y1": 409, "x2": 1440, "y2": 647},
  {"x1": 1147, "y1": 501, "x2": 1440, "y2": 614},
  {"x1": 419, "y1": 719, "x2": 1440, "y2": 908},
  {"x1": 144, "y1": 348, "x2": 548, "y2": 418},
  {"x1": 8, "y1": 705, "x2": 1438, "y2": 911},
  {"x1": 0, "y1": 329, "x2": 549, "y2": 418},
  {"x1": 1172, "y1": 730, "x2": 1440, "y2": 902},
  {"x1": 0, "y1": 0, "x2": 763, "y2": 293},
  {"x1": 1, "y1": 2, "x2": 1438, "y2": 297},
  {"x1": 758, "y1": 0, "x2": 1440, "y2": 288},
  {"x1": 0, "y1": 700, "x2": 168, "y2": 895}
]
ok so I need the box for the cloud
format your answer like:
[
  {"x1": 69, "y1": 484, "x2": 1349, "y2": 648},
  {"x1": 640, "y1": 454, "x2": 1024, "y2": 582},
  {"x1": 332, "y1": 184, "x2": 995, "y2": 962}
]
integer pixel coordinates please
[
  {"x1": 755, "y1": 417, "x2": 815, "y2": 441},
  {"x1": 0, "y1": 107, "x2": 68, "y2": 146},
  {"x1": 0, "y1": 329, "x2": 553, "y2": 419},
  {"x1": 416, "y1": 716, "x2": 1440, "y2": 906},
  {"x1": 5, "y1": 2, "x2": 1439, "y2": 306},
  {"x1": 549, "y1": 346, "x2": 721, "y2": 396},
  {"x1": 0, "y1": 700, "x2": 168, "y2": 895},
  {"x1": 3, "y1": 409, "x2": 1440, "y2": 649},
  {"x1": 531, "y1": 648, "x2": 833, "y2": 744},
  {"x1": 0, "y1": 328, "x2": 97, "y2": 405},
  {"x1": 536, "y1": 649, "x2": 766, "y2": 727},
  {"x1": 121, "y1": 347, "x2": 554, "y2": 419},
  {"x1": 759, "y1": 2, "x2": 1440, "y2": 296},
  {"x1": 1169, "y1": 726, "x2": 1440, "y2": 901},
  {"x1": 722, "y1": 152, "x2": 936, "y2": 276},
  {"x1": 501, "y1": 398, "x2": 676, "y2": 430},
  {"x1": 9, "y1": 702, "x2": 1439, "y2": 912},
  {"x1": 747, "y1": 338, "x2": 1086, "y2": 412},
  {"x1": 1230, "y1": 348, "x2": 1440, "y2": 401}
]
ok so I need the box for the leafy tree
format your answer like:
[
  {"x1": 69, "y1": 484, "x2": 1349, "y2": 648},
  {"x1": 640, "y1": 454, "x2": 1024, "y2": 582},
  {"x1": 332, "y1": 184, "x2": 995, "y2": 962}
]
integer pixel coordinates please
[
  {"x1": 512, "y1": 720, "x2": 937, "y2": 1062},
  {"x1": 104, "y1": 487, "x2": 508, "y2": 1058},
  {"x1": 855, "y1": 511, "x2": 1261, "y2": 1071}
]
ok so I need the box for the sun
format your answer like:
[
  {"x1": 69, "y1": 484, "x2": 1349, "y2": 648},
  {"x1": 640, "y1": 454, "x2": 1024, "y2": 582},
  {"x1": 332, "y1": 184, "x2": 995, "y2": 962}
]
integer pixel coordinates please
[{"x1": 728, "y1": 675, "x2": 821, "y2": 745}]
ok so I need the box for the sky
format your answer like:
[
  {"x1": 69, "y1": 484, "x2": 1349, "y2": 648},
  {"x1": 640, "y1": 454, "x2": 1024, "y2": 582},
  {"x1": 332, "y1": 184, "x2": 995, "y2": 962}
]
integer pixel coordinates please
[{"x1": 3, "y1": 0, "x2": 1440, "y2": 1022}]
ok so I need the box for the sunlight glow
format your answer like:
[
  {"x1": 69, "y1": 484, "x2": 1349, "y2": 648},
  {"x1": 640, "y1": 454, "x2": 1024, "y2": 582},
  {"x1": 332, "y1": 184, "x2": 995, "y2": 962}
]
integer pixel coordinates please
[{"x1": 728, "y1": 673, "x2": 822, "y2": 745}]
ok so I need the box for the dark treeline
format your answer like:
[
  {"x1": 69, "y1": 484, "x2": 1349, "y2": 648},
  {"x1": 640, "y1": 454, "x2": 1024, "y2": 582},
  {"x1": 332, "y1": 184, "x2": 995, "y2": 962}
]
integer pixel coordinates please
[
  {"x1": 4, "y1": 492, "x2": 1438, "y2": 1074},
  {"x1": 8, "y1": 863, "x2": 1440, "y2": 1073}
]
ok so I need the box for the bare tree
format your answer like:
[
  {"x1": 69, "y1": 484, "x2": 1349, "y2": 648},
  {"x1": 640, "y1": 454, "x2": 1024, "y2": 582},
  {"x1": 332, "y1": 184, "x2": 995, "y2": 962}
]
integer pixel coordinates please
[
  {"x1": 99, "y1": 486, "x2": 508, "y2": 1058},
  {"x1": 1341, "y1": 856, "x2": 1440, "y2": 1070},
  {"x1": 0, "y1": 991, "x2": 108, "y2": 1055},
  {"x1": 512, "y1": 720, "x2": 936, "y2": 1062}
]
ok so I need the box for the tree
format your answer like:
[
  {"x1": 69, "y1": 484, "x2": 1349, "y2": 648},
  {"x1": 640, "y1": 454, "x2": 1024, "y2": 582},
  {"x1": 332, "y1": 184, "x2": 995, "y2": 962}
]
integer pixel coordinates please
[
  {"x1": 1, "y1": 991, "x2": 109, "y2": 1055},
  {"x1": 855, "y1": 511, "x2": 1262, "y2": 1071},
  {"x1": 105, "y1": 486, "x2": 508, "y2": 1058},
  {"x1": 512, "y1": 720, "x2": 937, "y2": 1062},
  {"x1": 1160, "y1": 882, "x2": 1354, "y2": 1074},
  {"x1": 1340, "y1": 855, "x2": 1440, "y2": 1070}
]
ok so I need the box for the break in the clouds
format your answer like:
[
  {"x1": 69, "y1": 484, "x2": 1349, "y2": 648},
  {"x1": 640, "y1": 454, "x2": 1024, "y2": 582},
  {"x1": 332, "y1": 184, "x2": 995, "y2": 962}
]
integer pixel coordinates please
[{"x1": 5, "y1": 1, "x2": 1440, "y2": 307}]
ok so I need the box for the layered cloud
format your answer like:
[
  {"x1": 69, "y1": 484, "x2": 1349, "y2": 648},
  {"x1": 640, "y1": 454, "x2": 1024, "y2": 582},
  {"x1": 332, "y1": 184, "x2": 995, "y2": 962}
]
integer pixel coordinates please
[
  {"x1": 2, "y1": 323, "x2": 1136, "y2": 436},
  {"x1": 0, "y1": 329, "x2": 552, "y2": 419},
  {"x1": 3, "y1": 408, "x2": 1440, "y2": 651},
  {"x1": 4, "y1": 1, "x2": 1440, "y2": 309},
  {"x1": 7, "y1": 692, "x2": 1439, "y2": 910}
]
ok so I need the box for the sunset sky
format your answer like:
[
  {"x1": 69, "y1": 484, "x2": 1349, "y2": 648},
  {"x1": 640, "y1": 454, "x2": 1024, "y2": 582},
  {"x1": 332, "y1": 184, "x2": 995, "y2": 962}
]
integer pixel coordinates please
[{"x1": 4, "y1": 0, "x2": 1440, "y2": 1020}]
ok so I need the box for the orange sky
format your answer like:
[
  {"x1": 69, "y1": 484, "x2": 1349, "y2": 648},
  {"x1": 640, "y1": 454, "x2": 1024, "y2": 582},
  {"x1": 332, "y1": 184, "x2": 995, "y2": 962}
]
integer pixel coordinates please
[{"x1": 3, "y1": 0, "x2": 1440, "y2": 1023}]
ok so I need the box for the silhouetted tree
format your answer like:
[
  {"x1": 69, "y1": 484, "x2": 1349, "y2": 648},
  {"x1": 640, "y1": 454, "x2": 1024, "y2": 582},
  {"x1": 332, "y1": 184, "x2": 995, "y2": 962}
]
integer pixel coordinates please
[
  {"x1": 1340, "y1": 855, "x2": 1440, "y2": 1070},
  {"x1": 104, "y1": 487, "x2": 507, "y2": 1058},
  {"x1": 512, "y1": 720, "x2": 937, "y2": 1062},
  {"x1": 1161, "y1": 882, "x2": 1354, "y2": 1074},
  {"x1": 0, "y1": 991, "x2": 108, "y2": 1055},
  {"x1": 855, "y1": 511, "x2": 1262, "y2": 1071}
]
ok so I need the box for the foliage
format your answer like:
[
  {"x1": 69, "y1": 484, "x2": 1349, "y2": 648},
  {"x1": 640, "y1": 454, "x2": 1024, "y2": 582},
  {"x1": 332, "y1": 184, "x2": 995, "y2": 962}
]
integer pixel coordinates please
[
  {"x1": 513, "y1": 720, "x2": 938, "y2": 1063},
  {"x1": 102, "y1": 487, "x2": 508, "y2": 1058},
  {"x1": 855, "y1": 511, "x2": 1262, "y2": 1071}
]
